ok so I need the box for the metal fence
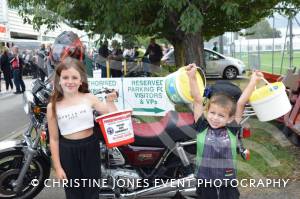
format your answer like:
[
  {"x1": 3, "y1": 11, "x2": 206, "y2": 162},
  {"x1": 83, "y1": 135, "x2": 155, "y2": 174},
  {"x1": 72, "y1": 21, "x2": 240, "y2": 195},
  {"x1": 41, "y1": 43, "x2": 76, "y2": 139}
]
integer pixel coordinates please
[{"x1": 221, "y1": 37, "x2": 300, "y2": 75}]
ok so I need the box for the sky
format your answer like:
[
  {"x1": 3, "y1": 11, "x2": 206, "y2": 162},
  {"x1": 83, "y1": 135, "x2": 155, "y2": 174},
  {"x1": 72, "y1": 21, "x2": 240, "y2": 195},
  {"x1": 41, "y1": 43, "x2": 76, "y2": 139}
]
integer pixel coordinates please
[{"x1": 267, "y1": 13, "x2": 300, "y2": 37}]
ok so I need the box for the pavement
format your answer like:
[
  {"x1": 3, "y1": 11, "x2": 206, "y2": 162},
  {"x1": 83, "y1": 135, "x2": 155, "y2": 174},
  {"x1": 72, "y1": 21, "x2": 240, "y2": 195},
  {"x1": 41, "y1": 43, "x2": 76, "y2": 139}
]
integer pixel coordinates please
[
  {"x1": 0, "y1": 76, "x2": 33, "y2": 98},
  {"x1": 0, "y1": 76, "x2": 33, "y2": 140}
]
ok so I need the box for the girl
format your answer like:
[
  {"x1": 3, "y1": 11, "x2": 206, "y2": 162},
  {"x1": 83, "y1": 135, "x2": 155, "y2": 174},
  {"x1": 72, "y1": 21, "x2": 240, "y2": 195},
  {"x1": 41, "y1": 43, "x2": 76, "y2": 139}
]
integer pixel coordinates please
[{"x1": 47, "y1": 57, "x2": 118, "y2": 199}]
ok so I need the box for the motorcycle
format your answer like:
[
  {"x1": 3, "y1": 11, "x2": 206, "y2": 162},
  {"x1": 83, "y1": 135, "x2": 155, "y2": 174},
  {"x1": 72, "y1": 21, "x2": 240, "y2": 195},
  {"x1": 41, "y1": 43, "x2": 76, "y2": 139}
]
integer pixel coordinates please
[
  {"x1": 0, "y1": 78, "x2": 253, "y2": 199},
  {"x1": 0, "y1": 79, "x2": 51, "y2": 199}
]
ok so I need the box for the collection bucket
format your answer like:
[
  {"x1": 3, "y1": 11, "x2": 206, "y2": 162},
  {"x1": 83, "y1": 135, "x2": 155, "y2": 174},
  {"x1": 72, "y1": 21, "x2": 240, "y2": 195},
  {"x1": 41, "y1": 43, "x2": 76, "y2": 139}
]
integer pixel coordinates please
[
  {"x1": 249, "y1": 78, "x2": 292, "y2": 122},
  {"x1": 95, "y1": 110, "x2": 134, "y2": 148},
  {"x1": 165, "y1": 67, "x2": 206, "y2": 104}
]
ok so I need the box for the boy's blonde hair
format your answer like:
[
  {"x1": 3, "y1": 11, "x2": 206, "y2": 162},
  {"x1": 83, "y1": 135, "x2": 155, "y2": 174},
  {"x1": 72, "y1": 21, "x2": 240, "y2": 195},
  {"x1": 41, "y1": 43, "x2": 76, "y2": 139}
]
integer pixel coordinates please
[{"x1": 207, "y1": 93, "x2": 237, "y2": 116}]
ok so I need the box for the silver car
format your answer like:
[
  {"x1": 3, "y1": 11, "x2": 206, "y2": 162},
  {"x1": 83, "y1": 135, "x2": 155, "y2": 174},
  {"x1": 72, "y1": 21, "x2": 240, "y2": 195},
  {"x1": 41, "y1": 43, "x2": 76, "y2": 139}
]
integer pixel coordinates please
[{"x1": 161, "y1": 48, "x2": 246, "y2": 79}]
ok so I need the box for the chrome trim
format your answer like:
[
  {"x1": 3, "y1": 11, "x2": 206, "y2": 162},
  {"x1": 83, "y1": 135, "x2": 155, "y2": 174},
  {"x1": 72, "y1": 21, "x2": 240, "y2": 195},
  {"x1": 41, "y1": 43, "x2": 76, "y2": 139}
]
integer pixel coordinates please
[
  {"x1": 0, "y1": 140, "x2": 23, "y2": 151},
  {"x1": 118, "y1": 175, "x2": 196, "y2": 199}
]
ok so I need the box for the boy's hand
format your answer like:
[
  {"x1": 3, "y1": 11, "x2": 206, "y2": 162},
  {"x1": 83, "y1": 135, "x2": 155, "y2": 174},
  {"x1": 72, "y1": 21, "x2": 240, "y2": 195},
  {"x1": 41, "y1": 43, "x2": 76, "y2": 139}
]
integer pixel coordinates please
[
  {"x1": 185, "y1": 63, "x2": 198, "y2": 78},
  {"x1": 251, "y1": 70, "x2": 264, "y2": 84}
]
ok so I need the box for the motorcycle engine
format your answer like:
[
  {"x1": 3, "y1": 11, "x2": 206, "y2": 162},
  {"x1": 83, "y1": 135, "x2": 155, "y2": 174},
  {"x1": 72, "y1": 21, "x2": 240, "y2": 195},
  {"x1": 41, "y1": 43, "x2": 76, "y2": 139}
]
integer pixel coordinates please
[
  {"x1": 100, "y1": 144, "x2": 143, "y2": 191},
  {"x1": 101, "y1": 166, "x2": 142, "y2": 192}
]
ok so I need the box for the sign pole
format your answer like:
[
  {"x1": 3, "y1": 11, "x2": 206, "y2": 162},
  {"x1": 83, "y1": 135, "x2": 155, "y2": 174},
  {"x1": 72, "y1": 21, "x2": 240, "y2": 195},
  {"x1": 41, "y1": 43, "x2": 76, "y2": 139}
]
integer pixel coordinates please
[{"x1": 106, "y1": 60, "x2": 110, "y2": 78}]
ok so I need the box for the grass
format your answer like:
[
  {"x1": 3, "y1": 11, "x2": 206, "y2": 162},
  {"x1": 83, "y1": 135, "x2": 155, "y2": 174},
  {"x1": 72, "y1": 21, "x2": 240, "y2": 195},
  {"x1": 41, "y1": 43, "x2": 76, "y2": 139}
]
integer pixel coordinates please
[
  {"x1": 237, "y1": 119, "x2": 297, "y2": 179},
  {"x1": 236, "y1": 51, "x2": 300, "y2": 74}
]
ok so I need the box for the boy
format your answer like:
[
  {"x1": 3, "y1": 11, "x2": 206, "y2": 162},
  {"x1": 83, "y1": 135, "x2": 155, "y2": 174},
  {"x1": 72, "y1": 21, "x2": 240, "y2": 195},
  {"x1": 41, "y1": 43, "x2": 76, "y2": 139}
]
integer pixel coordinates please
[{"x1": 187, "y1": 64, "x2": 263, "y2": 199}]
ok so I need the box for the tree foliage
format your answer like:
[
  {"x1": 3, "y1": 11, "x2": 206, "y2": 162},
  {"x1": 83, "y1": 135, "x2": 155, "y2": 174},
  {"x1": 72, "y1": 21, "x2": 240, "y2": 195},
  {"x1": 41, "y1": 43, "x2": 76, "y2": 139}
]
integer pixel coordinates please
[
  {"x1": 8, "y1": 0, "x2": 300, "y2": 68},
  {"x1": 245, "y1": 19, "x2": 281, "y2": 39}
]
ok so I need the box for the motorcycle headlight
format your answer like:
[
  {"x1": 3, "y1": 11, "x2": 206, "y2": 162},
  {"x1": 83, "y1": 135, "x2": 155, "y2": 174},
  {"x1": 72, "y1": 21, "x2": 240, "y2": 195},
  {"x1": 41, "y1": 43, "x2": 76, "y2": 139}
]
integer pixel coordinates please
[{"x1": 23, "y1": 91, "x2": 35, "y2": 115}]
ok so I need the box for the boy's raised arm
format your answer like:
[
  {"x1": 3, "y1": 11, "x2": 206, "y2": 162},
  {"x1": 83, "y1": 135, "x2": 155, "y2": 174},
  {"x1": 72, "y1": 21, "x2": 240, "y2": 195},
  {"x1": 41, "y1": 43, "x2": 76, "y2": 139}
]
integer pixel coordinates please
[
  {"x1": 236, "y1": 70, "x2": 263, "y2": 123},
  {"x1": 187, "y1": 64, "x2": 203, "y2": 122}
]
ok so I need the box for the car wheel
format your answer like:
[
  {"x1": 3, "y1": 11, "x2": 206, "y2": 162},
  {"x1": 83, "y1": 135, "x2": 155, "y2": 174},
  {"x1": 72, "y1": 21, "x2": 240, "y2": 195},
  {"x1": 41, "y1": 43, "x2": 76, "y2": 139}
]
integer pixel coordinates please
[{"x1": 223, "y1": 66, "x2": 238, "y2": 79}]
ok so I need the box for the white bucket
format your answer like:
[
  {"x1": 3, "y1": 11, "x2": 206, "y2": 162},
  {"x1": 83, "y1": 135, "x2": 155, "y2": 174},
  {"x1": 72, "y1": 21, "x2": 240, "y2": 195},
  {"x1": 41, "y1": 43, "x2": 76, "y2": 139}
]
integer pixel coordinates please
[{"x1": 249, "y1": 78, "x2": 292, "y2": 122}]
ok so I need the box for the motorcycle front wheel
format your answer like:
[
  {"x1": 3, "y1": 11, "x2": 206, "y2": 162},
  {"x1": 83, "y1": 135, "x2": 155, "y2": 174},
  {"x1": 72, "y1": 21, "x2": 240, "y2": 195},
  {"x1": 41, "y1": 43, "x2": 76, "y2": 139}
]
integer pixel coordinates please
[
  {"x1": 172, "y1": 166, "x2": 197, "y2": 199},
  {"x1": 0, "y1": 149, "x2": 51, "y2": 199}
]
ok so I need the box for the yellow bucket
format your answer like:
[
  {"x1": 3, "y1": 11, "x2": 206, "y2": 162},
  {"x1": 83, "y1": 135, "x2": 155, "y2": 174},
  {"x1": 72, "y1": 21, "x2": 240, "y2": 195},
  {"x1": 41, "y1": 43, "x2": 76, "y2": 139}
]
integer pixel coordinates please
[
  {"x1": 249, "y1": 78, "x2": 291, "y2": 121},
  {"x1": 165, "y1": 67, "x2": 206, "y2": 104}
]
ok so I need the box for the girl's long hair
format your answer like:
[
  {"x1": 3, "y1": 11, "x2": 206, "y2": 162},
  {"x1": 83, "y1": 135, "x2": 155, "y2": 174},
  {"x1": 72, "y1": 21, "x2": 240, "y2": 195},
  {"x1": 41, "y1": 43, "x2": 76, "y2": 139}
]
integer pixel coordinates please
[{"x1": 50, "y1": 57, "x2": 90, "y2": 118}]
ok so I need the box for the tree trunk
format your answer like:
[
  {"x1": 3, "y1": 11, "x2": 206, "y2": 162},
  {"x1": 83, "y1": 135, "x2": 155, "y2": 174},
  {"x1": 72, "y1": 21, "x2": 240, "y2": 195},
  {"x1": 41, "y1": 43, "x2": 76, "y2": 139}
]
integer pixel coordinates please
[
  {"x1": 183, "y1": 31, "x2": 205, "y2": 71},
  {"x1": 166, "y1": 30, "x2": 206, "y2": 71},
  {"x1": 173, "y1": 41, "x2": 185, "y2": 67}
]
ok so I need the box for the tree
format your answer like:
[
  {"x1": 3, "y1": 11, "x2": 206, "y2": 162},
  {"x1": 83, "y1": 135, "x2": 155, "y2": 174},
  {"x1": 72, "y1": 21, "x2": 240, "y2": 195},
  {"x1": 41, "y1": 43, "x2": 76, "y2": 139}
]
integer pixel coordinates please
[
  {"x1": 9, "y1": 0, "x2": 300, "y2": 70},
  {"x1": 122, "y1": 35, "x2": 138, "y2": 49},
  {"x1": 245, "y1": 19, "x2": 281, "y2": 39}
]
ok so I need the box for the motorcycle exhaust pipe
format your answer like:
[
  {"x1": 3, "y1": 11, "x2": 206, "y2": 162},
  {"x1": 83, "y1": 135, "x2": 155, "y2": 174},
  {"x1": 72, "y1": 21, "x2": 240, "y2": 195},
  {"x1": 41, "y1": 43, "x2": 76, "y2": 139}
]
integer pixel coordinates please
[
  {"x1": 178, "y1": 187, "x2": 197, "y2": 197},
  {"x1": 148, "y1": 187, "x2": 197, "y2": 198},
  {"x1": 119, "y1": 175, "x2": 196, "y2": 199}
]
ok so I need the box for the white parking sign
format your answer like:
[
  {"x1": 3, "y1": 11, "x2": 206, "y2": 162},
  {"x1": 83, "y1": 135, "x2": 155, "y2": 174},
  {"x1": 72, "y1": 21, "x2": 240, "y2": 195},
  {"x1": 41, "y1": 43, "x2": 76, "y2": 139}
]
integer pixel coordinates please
[
  {"x1": 123, "y1": 78, "x2": 174, "y2": 116},
  {"x1": 88, "y1": 78, "x2": 124, "y2": 110},
  {"x1": 88, "y1": 77, "x2": 175, "y2": 116}
]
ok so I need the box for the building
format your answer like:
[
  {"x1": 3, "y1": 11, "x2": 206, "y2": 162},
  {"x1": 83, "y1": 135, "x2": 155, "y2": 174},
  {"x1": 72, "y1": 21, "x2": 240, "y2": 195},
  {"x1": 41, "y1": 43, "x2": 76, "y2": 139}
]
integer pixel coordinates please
[
  {"x1": 0, "y1": 0, "x2": 90, "y2": 50},
  {"x1": 233, "y1": 37, "x2": 300, "y2": 53}
]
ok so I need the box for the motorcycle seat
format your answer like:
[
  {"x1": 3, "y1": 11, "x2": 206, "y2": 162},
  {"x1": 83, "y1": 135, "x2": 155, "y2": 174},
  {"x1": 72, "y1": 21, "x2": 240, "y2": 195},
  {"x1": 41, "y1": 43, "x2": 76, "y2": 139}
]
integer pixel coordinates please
[
  {"x1": 132, "y1": 111, "x2": 196, "y2": 147},
  {"x1": 133, "y1": 111, "x2": 176, "y2": 137}
]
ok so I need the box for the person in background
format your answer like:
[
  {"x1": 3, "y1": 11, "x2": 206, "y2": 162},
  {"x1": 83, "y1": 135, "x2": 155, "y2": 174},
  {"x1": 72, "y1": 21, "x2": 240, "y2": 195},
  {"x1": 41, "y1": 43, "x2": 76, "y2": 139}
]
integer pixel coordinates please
[
  {"x1": 0, "y1": 48, "x2": 2, "y2": 92},
  {"x1": 123, "y1": 48, "x2": 134, "y2": 61},
  {"x1": 97, "y1": 40, "x2": 109, "y2": 78},
  {"x1": 212, "y1": 41, "x2": 218, "y2": 52},
  {"x1": 0, "y1": 47, "x2": 14, "y2": 92},
  {"x1": 31, "y1": 50, "x2": 39, "y2": 79},
  {"x1": 10, "y1": 46, "x2": 26, "y2": 94},
  {"x1": 163, "y1": 43, "x2": 170, "y2": 55},
  {"x1": 82, "y1": 44, "x2": 94, "y2": 77},
  {"x1": 46, "y1": 46, "x2": 55, "y2": 77},
  {"x1": 133, "y1": 46, "x2": 140, "y2": 59},
  {"x1": 37, "y1": 44, "x2": 47, "y2": 81},
  {"x1": 98, "y1": 41, "x2": 109, "y2": 58},
  {"x1": 108, "y1": 40, "x2": 123, "y2": 77},
  {"x1": 0, "y1": 54, "x2": 1, "y2": 92},
  {"x1": 144, "y1": 38, "x2": 163, "y2": 66},
  {"x1": 143, "y1": 38, "x2": 163, "y2": 74}
]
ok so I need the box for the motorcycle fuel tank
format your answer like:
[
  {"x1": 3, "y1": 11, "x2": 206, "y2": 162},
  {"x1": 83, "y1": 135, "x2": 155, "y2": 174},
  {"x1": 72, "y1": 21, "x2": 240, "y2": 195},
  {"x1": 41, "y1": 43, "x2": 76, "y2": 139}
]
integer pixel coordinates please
[{"x1": 120, "y1": 145, "x2": 165, "y2": 167}]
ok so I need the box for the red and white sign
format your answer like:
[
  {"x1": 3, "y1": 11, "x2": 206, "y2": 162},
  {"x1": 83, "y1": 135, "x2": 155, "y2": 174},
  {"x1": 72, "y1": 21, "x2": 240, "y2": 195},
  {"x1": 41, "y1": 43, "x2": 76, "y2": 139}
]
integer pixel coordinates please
[{"x1": 96, "y1": 110, "x2": 134, "y2": 148}]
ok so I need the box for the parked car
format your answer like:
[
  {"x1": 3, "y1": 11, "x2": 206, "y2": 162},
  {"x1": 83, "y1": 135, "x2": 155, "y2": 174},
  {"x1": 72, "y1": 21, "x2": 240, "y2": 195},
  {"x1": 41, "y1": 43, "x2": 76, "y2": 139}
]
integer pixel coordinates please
[{"x1": 161, "y1": 48, "x2": 246, "y2": 79}]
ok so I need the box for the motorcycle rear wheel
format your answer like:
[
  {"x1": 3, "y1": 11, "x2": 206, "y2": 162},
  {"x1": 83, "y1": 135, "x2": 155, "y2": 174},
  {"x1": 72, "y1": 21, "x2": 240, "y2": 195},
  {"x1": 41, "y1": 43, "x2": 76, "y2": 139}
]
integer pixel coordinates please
[{"x1": 0, "y1": 149, "x2": 50, "y2": 199}]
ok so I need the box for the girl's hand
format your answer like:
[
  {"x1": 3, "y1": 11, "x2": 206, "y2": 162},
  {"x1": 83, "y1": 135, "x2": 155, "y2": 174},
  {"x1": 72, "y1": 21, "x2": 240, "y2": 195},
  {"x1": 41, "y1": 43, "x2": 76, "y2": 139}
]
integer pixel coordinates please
[
  {"x1": 55, "y1": 167, "x2": 67, "y2": 180},
  {"x1": 185, "y1": 63, "x2": 198, "y2": 78},
  {"x1": 251, "y1": 70, "x2": 264, "y2": 84},
  {"x1": 105, "y1": 90, "x2": 118, "y2": 102}
]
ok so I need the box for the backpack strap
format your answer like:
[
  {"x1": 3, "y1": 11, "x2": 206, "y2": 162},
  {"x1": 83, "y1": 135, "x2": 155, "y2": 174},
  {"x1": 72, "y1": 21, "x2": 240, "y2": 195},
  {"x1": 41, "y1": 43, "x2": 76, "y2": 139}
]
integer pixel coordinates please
[
  {"x1": 227, "y1": 128, "x2": 237, "y2": 169},
  {"x1": 195, "y1": 128, "x2": 208, "y2": 173}
]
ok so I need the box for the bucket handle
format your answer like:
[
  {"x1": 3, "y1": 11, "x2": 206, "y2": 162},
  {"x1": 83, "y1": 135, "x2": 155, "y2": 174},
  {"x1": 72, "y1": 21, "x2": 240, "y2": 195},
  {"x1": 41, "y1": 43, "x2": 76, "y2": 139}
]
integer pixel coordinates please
[
  {"x1": 255, "y1": 77, "x2": 276, "y2": 92},
  {"x1": 194, "y1": 66, "x2": 206, "y2": 87}
]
